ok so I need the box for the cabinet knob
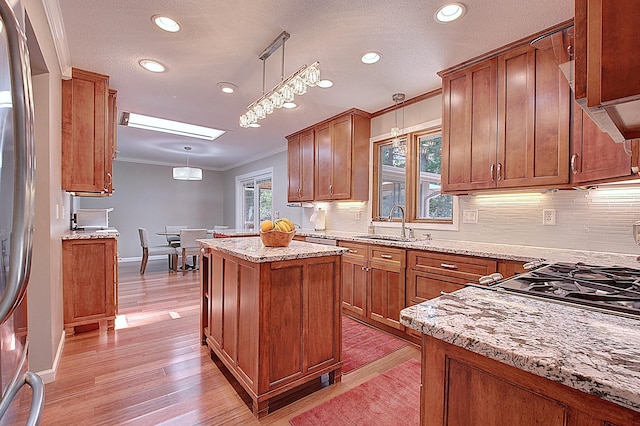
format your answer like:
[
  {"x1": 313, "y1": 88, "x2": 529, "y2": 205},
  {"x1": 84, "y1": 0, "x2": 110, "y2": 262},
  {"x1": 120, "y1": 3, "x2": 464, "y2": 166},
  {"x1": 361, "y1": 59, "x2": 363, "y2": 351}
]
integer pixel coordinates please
[{"x1": 570, "y1": 153, "x2": 579, "y2": 175}]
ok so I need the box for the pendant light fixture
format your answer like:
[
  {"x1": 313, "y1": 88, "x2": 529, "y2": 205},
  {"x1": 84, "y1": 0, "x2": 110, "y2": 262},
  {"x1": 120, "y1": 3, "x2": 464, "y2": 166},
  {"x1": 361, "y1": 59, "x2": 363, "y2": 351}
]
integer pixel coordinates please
[
  {"x1": 391, "y1": 93, "x2": 406, "y2": 155},
  {"x1": 239, "y1": 31, "x2": 323, "y2": 128},
  {"x1": 173, "y1": 146, "x2": 203, "y2": 181}
]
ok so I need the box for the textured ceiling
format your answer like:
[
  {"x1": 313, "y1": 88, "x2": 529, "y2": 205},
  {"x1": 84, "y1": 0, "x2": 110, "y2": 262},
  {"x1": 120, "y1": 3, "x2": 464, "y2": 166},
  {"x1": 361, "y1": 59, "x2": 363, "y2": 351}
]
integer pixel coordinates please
[{"x1": 57, "y1": 0, "x2": 573, "y2": 171}]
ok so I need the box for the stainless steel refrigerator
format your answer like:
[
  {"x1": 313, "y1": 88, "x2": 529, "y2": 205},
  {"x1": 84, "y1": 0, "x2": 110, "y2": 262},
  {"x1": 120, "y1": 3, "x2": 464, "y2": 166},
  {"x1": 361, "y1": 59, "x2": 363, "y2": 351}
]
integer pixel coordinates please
[{"x1": 0, "y1": 0, "x2": 44, "y2": 424}]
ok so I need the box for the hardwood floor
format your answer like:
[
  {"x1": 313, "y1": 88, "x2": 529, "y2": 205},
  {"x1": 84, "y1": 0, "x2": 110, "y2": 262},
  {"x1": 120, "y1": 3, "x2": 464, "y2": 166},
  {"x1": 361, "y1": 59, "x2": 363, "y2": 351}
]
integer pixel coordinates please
[{"x1": 7, "y1": 259, "x2": 419, "y2": 425}]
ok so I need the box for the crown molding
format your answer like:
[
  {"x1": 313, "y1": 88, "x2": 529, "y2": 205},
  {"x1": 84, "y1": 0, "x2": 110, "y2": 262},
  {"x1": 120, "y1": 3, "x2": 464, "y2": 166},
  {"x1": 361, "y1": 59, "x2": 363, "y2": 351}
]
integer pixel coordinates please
[{"x1": 42, "y1": 0, "x2": 71, "y2": 78}]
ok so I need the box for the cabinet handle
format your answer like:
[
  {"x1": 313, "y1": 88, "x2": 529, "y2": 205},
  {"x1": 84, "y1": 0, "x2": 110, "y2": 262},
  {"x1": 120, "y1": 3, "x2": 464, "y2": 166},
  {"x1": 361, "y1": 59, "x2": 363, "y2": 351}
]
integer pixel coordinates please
[
  {"x1": 298, "y1": 188, "x2": 302, "y2": 197},
  {"x1": 496, "y1": 163, "x2": 502, "y2": 181},
  {"x1": 570, "y1": 153, "x2": 579, "y2": 175},
  {"x1": 329, "y1": 184, "x2": 333, "y2": 195},
  {"x1": 490, "y1": 164, "x2": 495, "y2": 181},
  {"x1": 349, "y1": 249, "x2": 358, "y2": 254},
  {"x1": 105, "y1": 172, "x2": 112, "y2": 192},
  {"x1": 440, "y1": 263, "x2": 458, "y2": 270},
  {"x1": 379, "y1": 254, "x2": 393, "y2": 259}
]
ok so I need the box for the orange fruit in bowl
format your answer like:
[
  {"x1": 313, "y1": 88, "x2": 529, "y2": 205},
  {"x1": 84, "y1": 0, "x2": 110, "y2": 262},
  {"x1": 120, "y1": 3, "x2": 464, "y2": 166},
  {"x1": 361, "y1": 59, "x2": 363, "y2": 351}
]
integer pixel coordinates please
[{"x1": 260, "y1": 220, "x2": 274, "y2": 232}]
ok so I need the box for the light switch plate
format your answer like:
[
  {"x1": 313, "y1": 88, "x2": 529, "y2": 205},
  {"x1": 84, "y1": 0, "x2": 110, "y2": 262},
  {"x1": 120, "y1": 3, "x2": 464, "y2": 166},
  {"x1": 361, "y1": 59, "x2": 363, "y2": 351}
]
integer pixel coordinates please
[{"x1": 462, "y1": 209, "x2": 478, "y2": 224}]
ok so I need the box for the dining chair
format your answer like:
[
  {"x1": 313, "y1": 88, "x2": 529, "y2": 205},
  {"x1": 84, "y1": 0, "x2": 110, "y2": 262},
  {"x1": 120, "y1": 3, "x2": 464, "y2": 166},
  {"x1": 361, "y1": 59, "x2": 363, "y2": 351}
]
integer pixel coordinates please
[
  {"x1": 138, "y1": 228, "x2": 178, "y2": 274},
  {"x1": 179, "y1": 228, "x2": 208, "y2": 273},
  {"x1": 165, "y1": 225, "x2": 187, "y2": 247}
]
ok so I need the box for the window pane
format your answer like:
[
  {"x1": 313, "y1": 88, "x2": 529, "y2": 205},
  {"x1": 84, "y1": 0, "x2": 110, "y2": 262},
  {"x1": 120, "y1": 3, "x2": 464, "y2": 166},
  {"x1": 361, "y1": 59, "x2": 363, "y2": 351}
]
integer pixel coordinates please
[
  {"x1": 257, "y1": 178, "x2": 272, "y2": 222},
  {"x1": 417, "y1": 133, "x2": 452, "y2": 220},
  {"x1": 239, "y1": 174, "x2": 272, "y2": 230},
  {"x1": 378, "y1": 140, "x2": 406, "y2": 218},
  {"x1": 242, "y1": 181, "x2": 255, "y2": 229}
]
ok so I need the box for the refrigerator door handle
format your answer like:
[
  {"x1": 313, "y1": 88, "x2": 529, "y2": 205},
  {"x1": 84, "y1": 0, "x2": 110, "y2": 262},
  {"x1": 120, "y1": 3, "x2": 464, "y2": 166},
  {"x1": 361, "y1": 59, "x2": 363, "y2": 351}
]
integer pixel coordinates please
[
  {"x1": 0, "y1": 0, "x2": 36, "y2": 324},
  {"x1": 0, "y1": 343, "x2": 44, "y2": 425}
]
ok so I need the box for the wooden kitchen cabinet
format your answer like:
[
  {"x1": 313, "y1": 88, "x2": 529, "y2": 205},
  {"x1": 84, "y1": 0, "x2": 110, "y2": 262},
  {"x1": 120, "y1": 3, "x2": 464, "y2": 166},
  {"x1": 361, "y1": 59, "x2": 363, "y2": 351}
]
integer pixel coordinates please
[
  {"x1": 421, "y1": 335, "x2": 640, "y2": 426},
  {"x1": 62, "y1": 68, "x2": 116, "y2": 195},
  {"x1": 287, "y1": 128, "x2": 314, "y2": 202},
  {"x1": 340, "y1": 242, "x2": 406, "y2": 331},
  {"x1": 62, "y1": 238, "x2": 118, "y2": 336},
  {"x1": 340, "y1": 241, "x2": 367, "y2": 316},
  {"x1": 440, "y1": 26, "x2": 571, "y2": 194},
  {"x1": 574, "y1": 0, "x2": 640, "y2": 141},
  {"x1": 202, "y1": 246, "x2": 342, "y2": 417},
  {"x1": 314, "y1": 110, "x2": 371, "y2": 201}
]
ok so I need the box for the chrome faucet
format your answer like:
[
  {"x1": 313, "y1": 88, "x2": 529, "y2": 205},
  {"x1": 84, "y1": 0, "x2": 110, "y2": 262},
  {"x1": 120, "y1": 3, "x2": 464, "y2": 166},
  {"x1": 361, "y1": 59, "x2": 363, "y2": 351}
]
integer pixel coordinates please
[{"x1": 388, "y1": 204, "x2": 406, "y2": 239}]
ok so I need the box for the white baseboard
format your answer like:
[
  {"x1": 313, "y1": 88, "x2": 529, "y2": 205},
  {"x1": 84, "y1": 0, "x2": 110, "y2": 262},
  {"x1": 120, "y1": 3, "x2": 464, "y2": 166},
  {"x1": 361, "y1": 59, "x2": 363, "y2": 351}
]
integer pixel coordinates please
[{"x1": 35, "y1": 329, "x2": 65, "y2": 384}]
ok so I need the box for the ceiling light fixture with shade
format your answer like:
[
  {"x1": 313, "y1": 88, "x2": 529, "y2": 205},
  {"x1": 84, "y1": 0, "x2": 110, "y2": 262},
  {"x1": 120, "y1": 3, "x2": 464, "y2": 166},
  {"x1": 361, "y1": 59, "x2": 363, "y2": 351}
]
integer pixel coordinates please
[
  {"x1": 173, "y1": 146, "x2": 203, "y2": 181},
  {"x1": 239, "y1": 31, "x2": 325, "y2": 128},
  {"x1": 391, "y1": 93, "x2": 406, "y2": 155}
]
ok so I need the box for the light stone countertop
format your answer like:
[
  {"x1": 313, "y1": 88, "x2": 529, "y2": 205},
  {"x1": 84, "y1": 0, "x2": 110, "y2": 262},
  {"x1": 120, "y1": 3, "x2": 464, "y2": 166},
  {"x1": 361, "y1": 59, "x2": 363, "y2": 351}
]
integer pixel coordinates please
[
  {"x1": 294, "y1": 230, "x2": 640, "y2": 269},
  {"x1": 400, "y1": 287, "x2": 640, "y2": 412},
  {"x1": 211, "y1": 228, "x2": 259, "y2": 237},
  {"x1": 199, "y1": 236, "x2": 348, "y2": 263},
  {"x1": 62, "y1": 229, "x2": 119, "y2": 240}
]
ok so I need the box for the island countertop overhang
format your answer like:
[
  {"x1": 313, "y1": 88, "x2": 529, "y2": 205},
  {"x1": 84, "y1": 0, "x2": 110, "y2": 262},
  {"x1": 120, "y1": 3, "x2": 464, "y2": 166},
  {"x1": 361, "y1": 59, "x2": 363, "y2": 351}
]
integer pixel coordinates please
[{"x1": 198, "y1": 237, "x2": 348, "y2": 263}]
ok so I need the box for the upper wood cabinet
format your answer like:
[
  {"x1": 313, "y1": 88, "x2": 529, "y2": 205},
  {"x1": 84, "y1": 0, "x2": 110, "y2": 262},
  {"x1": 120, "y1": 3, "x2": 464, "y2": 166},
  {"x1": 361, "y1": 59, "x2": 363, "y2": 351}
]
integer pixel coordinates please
[
  {"x1": 574, "y1": 0, "x2": 640, "y2": 141},
  {"x1": 441, "y1": 41, "x2": 570, "y2": 194},
  {"x1": 287, "y1": 108, "x2": 371, "y2": 202},
  {"x1": 62, "y1": 68, "x2": 116, "y2": 195},
  {"x1": 287, "y1": 128, "x2": 314, "y2": 202}
]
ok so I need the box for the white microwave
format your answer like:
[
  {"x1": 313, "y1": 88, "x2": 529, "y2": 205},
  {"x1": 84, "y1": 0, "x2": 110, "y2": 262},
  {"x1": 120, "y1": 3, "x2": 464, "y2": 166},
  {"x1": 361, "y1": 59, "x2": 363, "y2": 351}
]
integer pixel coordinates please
[{"x1": 75, "y1": 208, "x2": 113, "y2": 229}]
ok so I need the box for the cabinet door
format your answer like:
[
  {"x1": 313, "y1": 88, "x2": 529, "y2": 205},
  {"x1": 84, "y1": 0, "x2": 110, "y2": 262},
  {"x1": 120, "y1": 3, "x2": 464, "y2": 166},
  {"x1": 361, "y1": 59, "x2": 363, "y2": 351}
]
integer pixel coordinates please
[
  {"x1": 441, "y1": 59, "x2": 498, "y2": 193},
  {"x1": 287, "y1": 129, "x2": 315, "y2": 202},
  {"x1": 106, "y1": 89, "x2": 117, "y2": 194},
  {"x1": 62, "y1": 239, "x2": 116, "y2": 328},
  {"x1": 221, "y1": 257, "x2": 239, "y2": 366},
  {"x1": 368, "y1": 261, "x2": 405, "y2": 330},
  {"x1": 329, "y1": 115, "x2": 353, "y2": 199},
  {"x1": 314, "y1": 122, "x2": 333, "y2": 200},
  {"x1": 62, "y1": 68, "x2": 110, "y2": 194},
  {"x1": 342, "y1": 255, "x2": 367, "y2": 316},
  {"x1": 497, "y1": 45, "x2": 570, "y2": 188},
  {"x1": 209, "y1": 253, "x2": 223, "y2": 349},
  {"x1": 571, "y1": 104, "x2": 632, "y2": 183}
]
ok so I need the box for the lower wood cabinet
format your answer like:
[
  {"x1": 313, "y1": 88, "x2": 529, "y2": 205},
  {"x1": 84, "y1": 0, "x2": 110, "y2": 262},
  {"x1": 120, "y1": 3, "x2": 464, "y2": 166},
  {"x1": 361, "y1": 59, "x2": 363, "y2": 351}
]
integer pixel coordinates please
[
  {"x1": 201, "y1": 247, "x2": 342, "y2": 418},
  {"x1": 62, "y1": 238, "x2": 118, "y2": 336},
  {"x1": 340, "y1": 242, "x2": 406, "y2": 331},
  {"x1": 422, "y1": 335, "x2": 640, "y2": 425}
]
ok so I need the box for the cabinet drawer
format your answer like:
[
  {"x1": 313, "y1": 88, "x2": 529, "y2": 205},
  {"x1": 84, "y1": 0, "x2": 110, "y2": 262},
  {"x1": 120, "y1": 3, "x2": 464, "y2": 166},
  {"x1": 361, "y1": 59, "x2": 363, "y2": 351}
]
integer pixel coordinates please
[
  {"x1": 339, "y1": 241, "x2": 367, "y2": 260},
  {"x1": 369, "y1": 245, "x2": 406, "y2": 268},
  {"x1": 408, "y1": 251, "x2": 497, "y2": 282}
]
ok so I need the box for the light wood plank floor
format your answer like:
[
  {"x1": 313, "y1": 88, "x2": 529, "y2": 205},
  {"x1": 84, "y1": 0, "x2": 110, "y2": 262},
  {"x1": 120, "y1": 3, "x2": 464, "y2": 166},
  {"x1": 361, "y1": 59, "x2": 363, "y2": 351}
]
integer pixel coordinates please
[{"x1": 7, "y1": 259, "x2": 420, "y2": 425}]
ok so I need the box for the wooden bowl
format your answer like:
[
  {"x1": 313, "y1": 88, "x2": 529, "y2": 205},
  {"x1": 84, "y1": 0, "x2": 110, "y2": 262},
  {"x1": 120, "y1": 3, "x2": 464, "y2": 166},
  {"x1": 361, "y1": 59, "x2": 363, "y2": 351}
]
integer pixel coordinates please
[{"x1": 260, "y1": 230, "x2": 296, "y2": 247}]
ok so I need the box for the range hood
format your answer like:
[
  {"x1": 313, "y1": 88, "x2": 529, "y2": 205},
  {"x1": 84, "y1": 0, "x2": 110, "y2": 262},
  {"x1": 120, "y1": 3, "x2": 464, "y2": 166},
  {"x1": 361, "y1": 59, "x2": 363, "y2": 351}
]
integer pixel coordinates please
[{"x1": 532, "y1": 24, "x2": 640, "y2": 143}]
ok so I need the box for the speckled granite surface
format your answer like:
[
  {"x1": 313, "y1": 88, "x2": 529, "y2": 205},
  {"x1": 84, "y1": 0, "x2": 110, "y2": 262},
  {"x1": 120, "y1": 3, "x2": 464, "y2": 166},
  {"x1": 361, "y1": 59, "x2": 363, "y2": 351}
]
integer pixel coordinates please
[
  {"x1": 199, "y1": 237, "x2": 348, "y2": 263},
  {"x1": 400, "y1": 287, "x2": 640, "y2": 412},
  {"x1": 295, "y1": 230, "x2": 640, "y2": 269},
  {"x1": 62, "y1": 229, "x2": 119, "y2": 240},
  {"x1": 211, "y1": 228, "x2": 259, "y2": 237}
]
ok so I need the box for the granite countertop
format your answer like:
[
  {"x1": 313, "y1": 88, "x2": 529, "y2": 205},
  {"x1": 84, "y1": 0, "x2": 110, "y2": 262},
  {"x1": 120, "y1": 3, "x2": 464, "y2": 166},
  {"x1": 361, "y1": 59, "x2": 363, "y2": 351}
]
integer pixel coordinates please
[
  {"x1": 400, "y1": 287, "x2": 640, "y2": 412},
  {"x1": 211, "y1": 228, "x2": 259, "y2": 237},
  {"x1": 62, "y1": 228, "x2": 119, "y2": 240},
  {"x1": 295, "y1": 230, "x2": 640, "y2": 269},
  {"x1": 199, "y1": 236, "x2": 348, "y2": 263}
]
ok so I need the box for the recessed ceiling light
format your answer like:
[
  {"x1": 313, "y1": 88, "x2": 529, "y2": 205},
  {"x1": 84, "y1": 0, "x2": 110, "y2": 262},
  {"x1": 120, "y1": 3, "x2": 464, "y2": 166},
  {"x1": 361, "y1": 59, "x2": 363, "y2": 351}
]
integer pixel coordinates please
[
  {"x1": 217, "y1": 82, "x2": 238, "y2": 94},
  {"x1": 283, "y1": 102, "x2": 297, "y2": 109},
  {"x1": 435, "y1": 3, "x2": 467, "y2": 23},
  {"x1": 152, "y1": 15, "x2": 180, "y2": 32},
  {"x1": 249, "y1": 123, "x2": 261, "y2": 128},
  {"x1": 139, "y1": 59, "x2": 166, "y2": 73},
  {"x1": 318, "y1": 79, "x2": 333, "y2": 88},
  {"x1": 361, "y1": 52, "x2": 381, "y2": 64}
]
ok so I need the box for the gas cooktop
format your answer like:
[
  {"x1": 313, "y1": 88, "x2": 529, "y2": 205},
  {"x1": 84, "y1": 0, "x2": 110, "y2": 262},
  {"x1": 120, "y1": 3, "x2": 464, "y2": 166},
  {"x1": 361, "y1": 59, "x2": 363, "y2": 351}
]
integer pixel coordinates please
[{"x1": 491, "y1": 262, "x2": 640, "y2": 318}]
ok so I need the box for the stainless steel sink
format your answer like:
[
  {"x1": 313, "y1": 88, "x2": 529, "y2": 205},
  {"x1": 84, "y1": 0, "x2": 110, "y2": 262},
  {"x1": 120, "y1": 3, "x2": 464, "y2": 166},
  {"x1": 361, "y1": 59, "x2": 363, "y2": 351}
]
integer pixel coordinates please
[{"x1": 354, "y1": 234, "x2": 417, "y2": 242}]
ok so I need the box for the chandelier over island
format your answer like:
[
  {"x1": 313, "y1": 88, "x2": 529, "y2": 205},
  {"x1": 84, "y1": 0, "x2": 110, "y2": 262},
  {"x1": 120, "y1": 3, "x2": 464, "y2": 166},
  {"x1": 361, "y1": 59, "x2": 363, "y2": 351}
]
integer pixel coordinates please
[{"x1": 239, "y1": 31, "x2": 321, "y2": 128}]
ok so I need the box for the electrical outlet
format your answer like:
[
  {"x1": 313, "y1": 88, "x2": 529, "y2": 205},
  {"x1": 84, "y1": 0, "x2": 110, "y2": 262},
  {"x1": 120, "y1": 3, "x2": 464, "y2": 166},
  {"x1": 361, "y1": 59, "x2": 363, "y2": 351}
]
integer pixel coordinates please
[
  {"x1": 274, "y1": 210, "x2": 280, "y2": 219},
  {"x1": 462, "y1": 209, "x2": 478, "y2": 224},
  {"x1": 543, "y1": 209, "x2": 556, "y2": 226},
  {"x1": 354, "y1": 210, "x2": 361, "y2": 221}
]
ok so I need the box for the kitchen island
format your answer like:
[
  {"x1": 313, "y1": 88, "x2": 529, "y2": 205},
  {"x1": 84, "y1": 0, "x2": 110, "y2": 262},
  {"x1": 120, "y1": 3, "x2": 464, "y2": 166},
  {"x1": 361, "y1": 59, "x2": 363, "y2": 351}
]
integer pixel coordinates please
[
  {"x1": 199, "y1": 237, "x2": 347, "y2": 418},
  {"x1": 400, "y1": 287, "x2": 640, "y2": 425}
]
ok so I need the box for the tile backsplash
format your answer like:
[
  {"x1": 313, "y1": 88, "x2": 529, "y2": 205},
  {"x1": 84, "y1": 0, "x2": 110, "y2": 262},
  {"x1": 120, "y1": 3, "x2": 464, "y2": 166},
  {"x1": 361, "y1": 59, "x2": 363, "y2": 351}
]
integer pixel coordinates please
[{"x1": 300, "y1": 186, "x2": 640, "y2": 255}]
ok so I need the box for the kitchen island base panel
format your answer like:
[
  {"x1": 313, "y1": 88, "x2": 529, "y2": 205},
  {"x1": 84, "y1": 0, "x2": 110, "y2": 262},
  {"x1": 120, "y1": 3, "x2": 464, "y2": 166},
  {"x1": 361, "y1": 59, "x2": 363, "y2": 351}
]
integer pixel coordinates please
[
  {"x1": 422, "y1": 336, "x2": 640, "y2": 426},
  {"x1": 201, "y1": 242, "x2": 343, "y2": 418}
]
